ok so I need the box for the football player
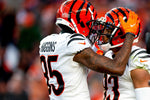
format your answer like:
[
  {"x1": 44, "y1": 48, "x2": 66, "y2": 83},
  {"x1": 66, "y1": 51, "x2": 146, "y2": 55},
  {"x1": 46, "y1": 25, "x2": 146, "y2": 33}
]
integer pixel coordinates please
[
  {"x1": 39, "y1": 0, "x2": 139, "y2": 99},
  {"x1": 98, "y1": 7, "x2": 150, "y2": 100}
]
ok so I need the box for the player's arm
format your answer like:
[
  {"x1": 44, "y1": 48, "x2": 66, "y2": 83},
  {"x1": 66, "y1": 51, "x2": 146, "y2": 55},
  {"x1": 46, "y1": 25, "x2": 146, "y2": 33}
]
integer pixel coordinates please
[
  {"x1": 73, "y1": 34, "x2": 134, "y2": 76},
  {"x1": 73, "y1": 11, "x2": 139, "y2": 76},
  {"x1": 131, "y1": 69, "x2": 150, "y2": 100}
]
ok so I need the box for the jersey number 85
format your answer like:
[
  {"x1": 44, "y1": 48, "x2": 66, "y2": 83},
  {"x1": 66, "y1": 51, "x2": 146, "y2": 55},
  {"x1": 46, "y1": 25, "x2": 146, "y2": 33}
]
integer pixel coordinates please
[{"x1": 40, "y1": 55, "x2": 65, "y2": 96}]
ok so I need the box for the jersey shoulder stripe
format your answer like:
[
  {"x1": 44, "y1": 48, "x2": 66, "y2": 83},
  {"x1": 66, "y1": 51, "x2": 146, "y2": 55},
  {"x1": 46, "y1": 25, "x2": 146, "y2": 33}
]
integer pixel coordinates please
[
  {"x1": 67, "y1": 38, "x2": 85, "y2": 46},
  {"x1": 130, "y1": 48, "x2": 149, "y2": 60},
  {"x1": 129, "y1": 46, "x2": 150, "y2": 73},
  {"x1": 130, "y1": 49, "x2": 140, "y2": 56},
  {"x1": 133, "y1": 50, "x2": 147, "y2": 59},
  {"x1": 139, "y1": 55, "x2": 150, "y2": 58},
  {"x1": 70, "y1": 33, "x2": 85, "y2": 38},
  {"x1": 67, "y1": 33, "x2": 86, "y2": 46}
]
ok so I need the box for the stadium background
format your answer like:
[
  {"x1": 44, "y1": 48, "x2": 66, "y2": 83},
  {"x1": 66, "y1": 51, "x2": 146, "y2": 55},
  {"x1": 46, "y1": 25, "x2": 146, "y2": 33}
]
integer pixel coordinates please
[{"x1": 0, "y1": 0, "x2": 149, "y2": 100}]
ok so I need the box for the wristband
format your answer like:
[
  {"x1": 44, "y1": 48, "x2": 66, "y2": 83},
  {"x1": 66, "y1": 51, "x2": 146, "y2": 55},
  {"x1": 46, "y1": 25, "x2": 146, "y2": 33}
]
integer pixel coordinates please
[{"x1": 126, "y1": 32, "x2": 135, "y2": 37}]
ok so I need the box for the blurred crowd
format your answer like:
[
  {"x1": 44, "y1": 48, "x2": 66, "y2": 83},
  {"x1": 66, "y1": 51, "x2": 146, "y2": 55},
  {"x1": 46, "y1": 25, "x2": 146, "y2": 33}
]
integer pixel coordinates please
[{"x1": 0, "y1": 0, "x2": 150, "y2": 100}]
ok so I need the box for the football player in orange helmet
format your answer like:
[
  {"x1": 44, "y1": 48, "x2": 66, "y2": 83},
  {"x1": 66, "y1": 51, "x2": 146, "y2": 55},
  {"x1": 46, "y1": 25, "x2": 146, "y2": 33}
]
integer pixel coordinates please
[
  {"x1": 39, "y1": 0, "x2": 140, "y2": 99},
  {"x1": 97, "y1": 7, "x2": 141, "y2": 52},
  {"x1": 97, "y1": 7, "x2": 150, "y2": 100}
]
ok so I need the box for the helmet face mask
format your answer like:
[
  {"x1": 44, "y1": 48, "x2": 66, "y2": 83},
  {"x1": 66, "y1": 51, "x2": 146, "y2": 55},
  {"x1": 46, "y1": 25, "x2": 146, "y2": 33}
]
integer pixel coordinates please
[
  {"x1": 86, "y1": 20, "x2": 102, "y2": 44},
  {"x1": 95, "y1": 18, "x2": 119, "y2": 45}
]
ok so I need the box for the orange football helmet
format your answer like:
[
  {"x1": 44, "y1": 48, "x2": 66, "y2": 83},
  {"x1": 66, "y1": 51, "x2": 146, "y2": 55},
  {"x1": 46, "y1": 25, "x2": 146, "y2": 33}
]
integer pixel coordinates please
[
  {"x1": 56, "y1": 0, "x2": 99, "y2": 44},
  {"x1": 98, "y1": 7, "x2": 141, "y2": 50}
]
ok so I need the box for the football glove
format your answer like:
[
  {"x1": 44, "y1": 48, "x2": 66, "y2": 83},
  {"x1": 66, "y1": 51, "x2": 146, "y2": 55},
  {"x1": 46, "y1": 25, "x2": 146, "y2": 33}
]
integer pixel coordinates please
[{"x1": 119, "y1": 11, "x2": 140, "y2": 37}]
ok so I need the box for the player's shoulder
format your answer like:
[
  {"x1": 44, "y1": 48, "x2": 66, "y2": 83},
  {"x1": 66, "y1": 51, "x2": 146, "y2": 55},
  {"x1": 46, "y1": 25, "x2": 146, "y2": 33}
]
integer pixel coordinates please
[
  {"x1": 65, "y1": 33, "x2": 91, "y2": 54},
  {"x1": 67, "y1": 33, "x2": 87, "y2": 46},
  {"x1": 130, "y1": 46, "x2": 149, "y2": 60},
  {"x1": 129, "y1": 46, "x2": 150, "y2": 73}
]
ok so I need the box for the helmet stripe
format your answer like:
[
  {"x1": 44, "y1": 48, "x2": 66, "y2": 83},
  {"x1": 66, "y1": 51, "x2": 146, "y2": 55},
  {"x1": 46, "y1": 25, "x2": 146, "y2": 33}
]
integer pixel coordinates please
[
  {"x1": 111, "y1": 10, "x2": 119, "y2": 18},
  {"x1": 112, "y1": 10, "x2": 119, "y2": 18},
  {"x1": 68, "y1": 0, "x2": 77, "y2": 22},
  {"x1": 76, "y1": 0, "x2": 86, "y2": 26},
  {"x1": 88, "y1": 8, "x2": 94, "y2": 20},
  {"x1": 86, "y1": 2, "x2": 96, "y2": 20},
  {"x1": 125, "y1": 8, "x2": 129, "y2": 13},
  {"x1": 92, "y1": 8, "x2": 95, "y2": 19},
  {"x1": 71, "y1": 19, "x2": 79, "y2": 33},
  {"x1": 106, "y1": 13, "x2": 114, "y2": 23},
  {"x1": 86, "y1": 2, "x2": 91, "y2": 15},
  {"x1": 117, "y1": 8, "x2": 128, "y2": 22}
]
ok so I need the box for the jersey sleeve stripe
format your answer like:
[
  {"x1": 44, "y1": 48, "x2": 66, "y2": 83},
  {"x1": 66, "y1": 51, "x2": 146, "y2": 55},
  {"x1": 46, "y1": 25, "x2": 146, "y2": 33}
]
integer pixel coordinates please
[
  {"x1": 139, "y1": 55, "x2": 150, "y2": 58},
  {"x1": 133, "y1": 50, "x2": 147, "y2": 59},
  {"x1": 70, "y1": 33, "x2": 85, "y2": 38},
  {"x1": 67, "y1": 38, "x2": 85, "y2": 46},
  {"x1": 130, "y1": 49, "x2": 140, "y2": 56}
]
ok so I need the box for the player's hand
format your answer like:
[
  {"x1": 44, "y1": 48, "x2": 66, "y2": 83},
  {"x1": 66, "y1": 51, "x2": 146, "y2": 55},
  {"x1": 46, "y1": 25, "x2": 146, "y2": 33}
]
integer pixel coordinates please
[{"x1": 119, "y1": 11, "x2": 140, "y2": 37}]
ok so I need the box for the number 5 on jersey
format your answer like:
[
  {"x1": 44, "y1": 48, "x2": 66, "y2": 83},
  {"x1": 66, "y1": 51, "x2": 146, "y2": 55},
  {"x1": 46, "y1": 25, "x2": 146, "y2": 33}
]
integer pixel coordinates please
[{"x1": 40, "y1": 55, "x2": 65, "y2": 96}]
